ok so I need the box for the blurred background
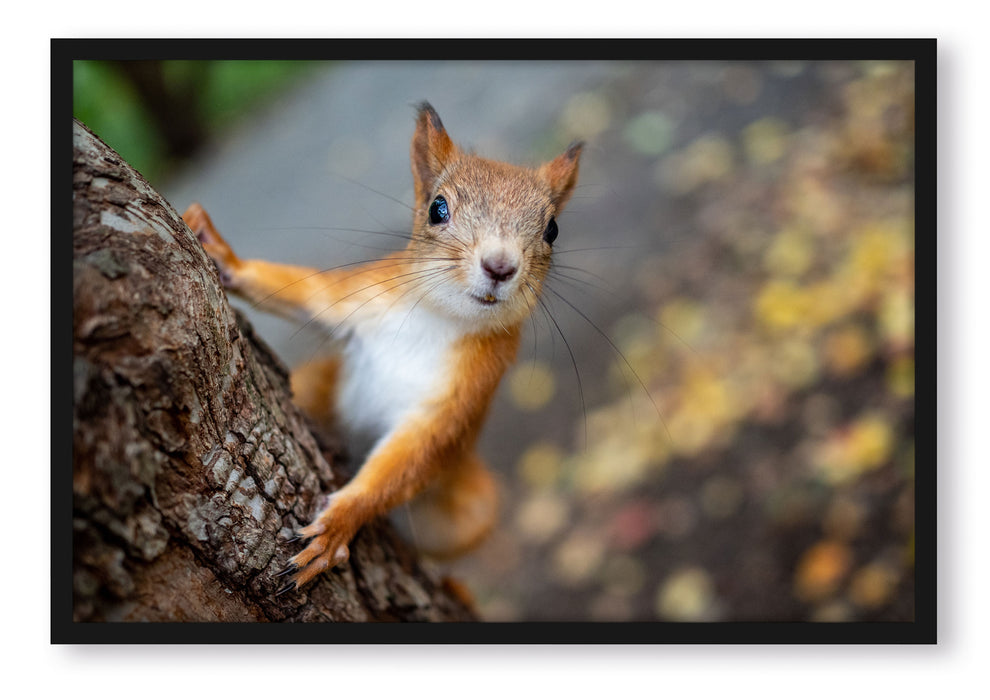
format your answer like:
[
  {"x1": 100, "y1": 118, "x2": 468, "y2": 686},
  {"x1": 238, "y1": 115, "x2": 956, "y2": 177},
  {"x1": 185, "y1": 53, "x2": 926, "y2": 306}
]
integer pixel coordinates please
[{"x1": 74, "y1": 59, "x2": 916, "y2": 622}]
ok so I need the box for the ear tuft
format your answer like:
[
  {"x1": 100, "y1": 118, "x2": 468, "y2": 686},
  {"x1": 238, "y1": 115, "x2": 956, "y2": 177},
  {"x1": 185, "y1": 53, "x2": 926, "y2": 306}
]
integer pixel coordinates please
[
  {"x1": 540, "y1": 141, "x2": 584, "y2": 211},
  {"x1": 416, "y1": 101, "x2": 445, "y2": 132},
  {"x1": 411, "y1": 102, "x2": 457, "y2": 208}
]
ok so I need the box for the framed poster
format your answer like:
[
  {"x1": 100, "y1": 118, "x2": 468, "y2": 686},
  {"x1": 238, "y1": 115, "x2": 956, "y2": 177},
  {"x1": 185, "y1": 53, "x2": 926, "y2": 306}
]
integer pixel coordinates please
[{"x1": 55, "y1": 38, "x2": 934, "y2": 643}]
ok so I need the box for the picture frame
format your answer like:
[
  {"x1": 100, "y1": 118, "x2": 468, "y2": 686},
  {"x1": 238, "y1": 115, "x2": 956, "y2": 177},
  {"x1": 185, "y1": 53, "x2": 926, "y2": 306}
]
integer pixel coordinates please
[{"x1": 55, "y1": 38, "x2": 934, "y2": 644}]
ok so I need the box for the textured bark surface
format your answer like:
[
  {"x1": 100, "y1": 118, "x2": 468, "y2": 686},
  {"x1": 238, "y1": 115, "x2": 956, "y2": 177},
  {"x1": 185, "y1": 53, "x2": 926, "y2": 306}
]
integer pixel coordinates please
[{"x1": 71, "y1": 119, "x2": 476, "y2": 623}]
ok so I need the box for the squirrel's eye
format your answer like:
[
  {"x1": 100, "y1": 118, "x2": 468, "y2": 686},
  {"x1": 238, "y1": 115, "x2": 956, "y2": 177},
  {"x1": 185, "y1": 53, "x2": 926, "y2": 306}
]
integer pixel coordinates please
[
  {"x1": 429, "y1": 196, "x2": 449, "y2": 225},
  {"x1": 543, "y1": 217, "x2": 559, "y2": 245}
]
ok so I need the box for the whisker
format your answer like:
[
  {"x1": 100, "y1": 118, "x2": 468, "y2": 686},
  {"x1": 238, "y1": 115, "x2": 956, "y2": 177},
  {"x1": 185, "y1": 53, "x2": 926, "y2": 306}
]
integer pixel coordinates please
[
  {"x1": 390, "y1": 268, "x2": 458, "y2": 341},
  {"x1": 300, "y1": 265, "x2": 455, "y2": 365},
  {"x1": 291, "y1": 264, "x2": 453, "y2": 341},
  {"x1": 550, "y1": 263, "x2": 700, "y2": 360},
  {"x1": 247, "y1": 254, "x2": 453, "y2": 313},
  {"x1": 553, "y1": 245, "x2": 640, "y2": 256},
  {"x1": 264, "y1": 224, "x2": 413, "y2": 244},
  {"x1": 298, "y1": 256, "x2": 460, "y2": 306},
  {"x1": 524, "y1": 281, "x2": 558, "y2": 363},
  {"x1": 519, "y1": 282, "x2": 542, "y2": 380},
  {"x1": 544, "y1": 285, "x2": 673, "y2": 446},
  {"x1": 524, "y1": 281, "x2": 554, "y2": 342},
  {"x1": 327, "y1": 267, "x2": 449, "y2": 333},
  {"x1": 262, "y1": 227, "x2": 407, "y2": 254},
  {"x1": 534, "y1": 291, "x2": 587, "y2": 449},
  {"x1": 547, "y1": 268, "x2": 615, "y2": 296},
  {"x1": 385, "y1": 266, "x2": 456, "y2": 316},
  {"x1": 331, "y1": 171, "x2": 415, "y2": 212}
]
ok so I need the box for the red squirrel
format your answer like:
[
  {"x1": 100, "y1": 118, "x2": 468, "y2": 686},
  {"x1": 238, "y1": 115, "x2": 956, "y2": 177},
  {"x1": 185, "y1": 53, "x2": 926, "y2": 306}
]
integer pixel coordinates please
[{"x1": 182, "y1": 102, "x2": 582, "y2": 592}]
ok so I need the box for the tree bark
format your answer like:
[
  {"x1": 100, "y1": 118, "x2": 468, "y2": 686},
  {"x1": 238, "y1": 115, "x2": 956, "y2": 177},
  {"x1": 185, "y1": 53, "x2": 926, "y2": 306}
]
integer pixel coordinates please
[{"x1": 71, "y1": 119, "x2": 476, "y2": 623}]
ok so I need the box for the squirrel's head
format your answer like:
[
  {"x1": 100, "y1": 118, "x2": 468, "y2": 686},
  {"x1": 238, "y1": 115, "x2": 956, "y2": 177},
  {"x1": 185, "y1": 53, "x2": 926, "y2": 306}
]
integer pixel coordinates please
[{"x1": 407, "y1": 102, "x2": 583, "y2": 330}]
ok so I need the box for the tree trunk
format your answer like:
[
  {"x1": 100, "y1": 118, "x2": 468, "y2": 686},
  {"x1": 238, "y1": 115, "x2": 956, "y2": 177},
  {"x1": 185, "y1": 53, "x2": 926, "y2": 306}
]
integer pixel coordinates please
[{"x1": 71, "y1": 119, "x2": 476, "y2": 623}]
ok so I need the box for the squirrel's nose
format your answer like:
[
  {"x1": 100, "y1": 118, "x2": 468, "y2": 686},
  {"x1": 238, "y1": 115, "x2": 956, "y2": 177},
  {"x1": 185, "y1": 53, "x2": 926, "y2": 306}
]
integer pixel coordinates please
[{"x1": 481, "y1": 254, "x2": 518, "y2": 283}]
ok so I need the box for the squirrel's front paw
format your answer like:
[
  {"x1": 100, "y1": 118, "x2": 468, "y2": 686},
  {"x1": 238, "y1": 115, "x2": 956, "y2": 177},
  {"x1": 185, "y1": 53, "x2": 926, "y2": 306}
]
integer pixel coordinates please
[
  {"x1": 182, "y1": 202, "x2": 243, "y2": 288},
  {"x1": 277, "y1": 493, "x2": 359, "y2": 593}
]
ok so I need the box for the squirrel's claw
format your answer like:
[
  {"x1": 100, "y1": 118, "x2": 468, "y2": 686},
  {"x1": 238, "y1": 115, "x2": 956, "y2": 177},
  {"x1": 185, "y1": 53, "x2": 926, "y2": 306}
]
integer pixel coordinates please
[
  {"x1": 275, "y1": 563, "x2": 298, "y2": 578},
  {"x1": 274, "y1": 581, "x2": 297, "y2": 597},
  {"x1": 284, "y1": 538, "x2": 351, "y2": 590},
  {"x1": 276, "y1": 490, "x2": 354, "y2": 592}
]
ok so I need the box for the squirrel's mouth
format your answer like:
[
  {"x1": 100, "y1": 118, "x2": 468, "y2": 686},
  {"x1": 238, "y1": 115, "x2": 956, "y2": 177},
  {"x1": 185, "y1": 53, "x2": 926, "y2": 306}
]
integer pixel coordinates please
[{"x1": 470, "y1": 293, "x2": 499, "y2": 306}]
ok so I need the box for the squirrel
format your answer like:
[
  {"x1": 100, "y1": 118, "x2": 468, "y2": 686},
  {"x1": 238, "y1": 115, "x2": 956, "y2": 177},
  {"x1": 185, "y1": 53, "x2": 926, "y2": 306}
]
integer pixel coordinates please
[{"x1": 182, "y1": 102, "x2": 582, "y2": 592}]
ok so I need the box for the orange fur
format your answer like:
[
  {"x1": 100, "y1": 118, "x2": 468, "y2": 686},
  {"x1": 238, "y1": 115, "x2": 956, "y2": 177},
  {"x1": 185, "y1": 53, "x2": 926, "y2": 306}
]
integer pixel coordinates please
[
  {"x1": 183, "y1": 102, "x2": 581, "y2": 592},
  {"x1": 290, "y1": 356, "x2": 341, "y2": 430}
]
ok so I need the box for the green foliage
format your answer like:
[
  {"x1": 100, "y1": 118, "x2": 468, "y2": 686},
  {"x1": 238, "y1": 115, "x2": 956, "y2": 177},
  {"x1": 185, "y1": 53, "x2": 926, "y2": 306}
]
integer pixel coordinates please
[
  {"x1": 73, "y1": 60, "x2": 320, "y2": 184},
  {"x1": 73, "y1": 60, "x2": 164, "y2": 180},
  {"x1": 195, "y1": 61, "x2": 316, "y2": 123}
]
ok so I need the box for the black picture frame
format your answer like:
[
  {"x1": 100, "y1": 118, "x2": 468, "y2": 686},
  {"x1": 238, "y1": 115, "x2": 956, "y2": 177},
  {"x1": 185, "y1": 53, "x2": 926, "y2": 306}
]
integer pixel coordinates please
[{"x1": 54, "y1": 38, "x2": 935, "y2": 644}]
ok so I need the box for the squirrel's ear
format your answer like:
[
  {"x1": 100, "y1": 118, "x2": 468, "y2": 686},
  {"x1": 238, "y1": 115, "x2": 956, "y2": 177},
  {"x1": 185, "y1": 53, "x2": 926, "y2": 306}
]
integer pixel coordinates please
[
  {"x1": 411, "y1": 102, "x2": 457, "y2": 207},
  {"x1": 539, "y1": 141, "x2": 584, "y2": 211}
]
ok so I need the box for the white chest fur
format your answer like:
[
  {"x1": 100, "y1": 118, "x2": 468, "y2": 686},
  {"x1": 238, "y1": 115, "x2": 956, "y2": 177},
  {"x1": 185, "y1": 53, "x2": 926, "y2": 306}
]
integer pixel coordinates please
[{"x1": 334, "y1": 305, "x2": 461, "y2": 455}]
